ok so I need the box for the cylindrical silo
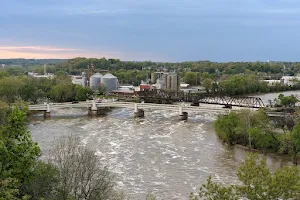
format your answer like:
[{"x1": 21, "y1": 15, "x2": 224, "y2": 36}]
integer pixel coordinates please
[
  {"x1": 151, "y1": 72, "x2": 157, "y2": 83},
  {"x1": 163, "y1": 74, "x2": 168, "y2": 89},
  {"x1": 101, "y1": 73, "x2": 118, "y2": 92},
  {"x1": 167, "y1": 75, "x2": 172, "y2": 90},
  {"x1": 89, "y1": 73, "x2": 103, "y2": 91},
  {"x1": 171, "y1": 75, "x2": 178, "y2": 91}
]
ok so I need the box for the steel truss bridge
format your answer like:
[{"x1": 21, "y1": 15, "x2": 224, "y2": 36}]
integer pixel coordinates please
[{"x1": 137, "y1": 90, "x2": 265, "y2": 108}]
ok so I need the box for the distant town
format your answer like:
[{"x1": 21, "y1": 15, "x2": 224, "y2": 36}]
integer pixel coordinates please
[{"x1": 2, "y1": 58, "x2": 300, "y2": 104}]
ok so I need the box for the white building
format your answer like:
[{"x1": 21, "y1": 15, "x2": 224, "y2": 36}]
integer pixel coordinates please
[
  {"x1": 263, "y1": 80, "x2": 281, "y2": 86},
  {"x1": 280, "y1": 76, "x2": 300, "y2": 86},
  {"x1": 71, "y1": 76, "x2": 83, "y2": 85},
  {"x1": 28, "y1": 72, "x2": 55, "y2": 79}
]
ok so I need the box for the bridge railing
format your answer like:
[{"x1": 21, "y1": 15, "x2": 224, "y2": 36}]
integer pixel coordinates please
[
  {"x1": 28, "y1": 101, "x2": 240, "y2": 115},
  {"x1": 28, "y1": 105, "x2": 47, "y2": 111}
]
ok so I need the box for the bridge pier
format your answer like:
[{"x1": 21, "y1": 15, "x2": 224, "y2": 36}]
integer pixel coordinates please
[
  {"x1": 179, "y1": 112, "x2": 188, "y2": 120},
  {"x1": 88, "y1": 108, "x2": 107, "y2": 116},
  {"x1": 43, "y1": 103, "x2": 51, "y2": 119},
  {"x1": 178, "y1": 105, "x2": 188, "y2": 120},
  {"x1": 44, "y1": 111, "x2": 51, "y2": 118},
  {"x1": 88, "y1": 100, "x2": 107, "y2": 116},
  {"x1": 134, "y1": 109, "x2": 144, "y2": 118},
  {"x1": 134, "y1": 103, "x2": 144, "y2": 118}
]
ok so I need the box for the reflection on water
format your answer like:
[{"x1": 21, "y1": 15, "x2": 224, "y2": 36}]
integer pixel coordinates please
[{"x1": 28, "y1": 104, "x2": 292, "y2": 200}]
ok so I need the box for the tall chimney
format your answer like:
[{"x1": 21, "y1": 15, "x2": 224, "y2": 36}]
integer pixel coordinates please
[{"x1": 44, "y1": 64, "x2": 47, "y2": 75}]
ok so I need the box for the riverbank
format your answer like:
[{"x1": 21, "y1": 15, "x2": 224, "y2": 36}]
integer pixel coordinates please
[
  {"x1": 214, "y1": 108, "x2": 300, "y2": 165},
  {"x1": 252, "y1": 90, "x2": 300, "y2": 105}
]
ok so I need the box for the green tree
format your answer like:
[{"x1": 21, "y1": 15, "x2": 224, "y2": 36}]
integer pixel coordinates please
[
  {"x1": 0, "y1": 107, "x2": 40, "y2": 182},
  {"x1": 215, "y1": 110, "x2": 280, "y2": 151},
  {"x1": 98, "y1": 85, "x2": 106, "y2": 95},
  {"x1": 219, "y1": 75, "x2": 268, "y2": 96},
  {"x1": 50, "y1": 78, "x2": 75, "y2": 102},
  {"x1": 22, "y1": 161, "x2": 59, "y2": 200},
  {"x1": 0, "y1": 101, "x2": 10, "y2": 126},
  {"x1": 281, "y1": 125, "x2": 300, "y2": 165},
  {"x1": 184, "y1": 72, "x2": 197, "y2": 85},
  {"x1": 214, "y1": 112, "x2": 239, "y2": 144},
  {"x1": 0, "y1": 77, "x2": 23, "y2": 103},
  {"x1": 19, "y1": 82, "x2": 45, "y2": 104},
  {"x1": 191, "y1": 154, "x2": 300, "y2": 200},
  {"x1": 190, "y1": 176, "x2": 238, "y2": 200},
  {"x1": 74, "y1": 85, "x2": 93, "y2": 101},
  {"x1": 0, "y1": 70, "x2": 9, "y2": 78},
  {"x1": 202, "y1": 78, "x2": 213, "y2": 93},
  {"x1": 277, "y1": 94, "x2": 298, "y2": 107},
  {"x1": 0, "y1": 178, "x2": 26, "y2": 200}
]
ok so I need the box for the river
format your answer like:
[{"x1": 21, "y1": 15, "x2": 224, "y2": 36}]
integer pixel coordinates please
[{"x1": 28, "y1": 91, "x2": 298, "y2": 200}]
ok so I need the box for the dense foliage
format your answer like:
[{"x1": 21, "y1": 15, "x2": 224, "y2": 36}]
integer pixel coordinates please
[
  {"x1": 0, "y1": 75, "x2": 94, "y2": 104},
  {"x1": 190, "y1": 154, "x2": 300, "y2": 200},
  {"x1": 0, "y1": 104, "x2": 40, "y2": 199},
  {"x1": 2, "y1": 58, "x2": 299, "y2": 76},
  {"x1": 275, "y1": 93, "x2": 299, "y2": 107},
  {"x1": 3, "y1": 58, "x2": 300, "y2": 96},
  {"x1": 0, "y1": 106, "x2": 40, "y2": 182},
  {"x1": 214, "y1": 105, "x2": 300, "y2": 165}
]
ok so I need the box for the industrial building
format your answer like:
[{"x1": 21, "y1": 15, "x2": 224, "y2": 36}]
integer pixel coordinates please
[
  {"x1": 71, "y1": 72, "x2": 119, "y2": 93},
  {"x1": 262, "y1": 75, "x2": 300, "y2": 86},
  {"x1": 151, "y1": 72, "x2": 180, "y2": 91},
  {"x1": 151, "y1": 72, "x2": 166, "y2": 84},
  {"x1": 71, "y1": 76, "x2": 83, "y2": 85}
]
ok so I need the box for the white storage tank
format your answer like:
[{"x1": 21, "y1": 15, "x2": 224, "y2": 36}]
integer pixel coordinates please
[
  {"x1": 101, "y1": 73, "x2": 118, "y2": 92},
  {"x1": 89, "y1": 73, "x2": 103, "y2": 91}
]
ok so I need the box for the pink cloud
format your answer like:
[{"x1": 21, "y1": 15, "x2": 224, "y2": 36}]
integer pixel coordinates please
[
  {"x1": 0, "y1": 46, "x2": 77, "y2": 52},
  {"x1": 0, "y1": 45, "x2": 169, "y2": 61},
  {"x1": 0, "y1": 45, "x2": 113, "y2": 59}
]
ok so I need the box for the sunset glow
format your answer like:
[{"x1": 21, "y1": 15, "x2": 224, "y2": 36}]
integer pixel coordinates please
[{"x1": 0, "y1": 46, "x2": 115, "y2": 59}]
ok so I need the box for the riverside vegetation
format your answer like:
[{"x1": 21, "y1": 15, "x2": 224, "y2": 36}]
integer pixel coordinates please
[{"x1": 214, "y1": 94, "x2": 300, "y2": 165}]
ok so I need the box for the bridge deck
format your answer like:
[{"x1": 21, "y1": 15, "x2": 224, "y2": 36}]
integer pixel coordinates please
[{"x1": 28, "y1": 101, "x2": 242, "y2": 115}]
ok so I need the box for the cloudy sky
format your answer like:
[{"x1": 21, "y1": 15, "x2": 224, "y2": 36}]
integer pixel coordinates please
[{"x1": 1, "y1": 0, "x2": 300, "y2": 61}]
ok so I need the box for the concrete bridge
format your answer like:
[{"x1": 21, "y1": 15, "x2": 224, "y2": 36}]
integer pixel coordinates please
[{"x1": 28, "y1": 101, "x2": 243, "y2": 120}]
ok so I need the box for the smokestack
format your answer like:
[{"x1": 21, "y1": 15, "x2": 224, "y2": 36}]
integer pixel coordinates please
[{"x1": 44, "y1": 64, "x2": 46, "y2": 75}]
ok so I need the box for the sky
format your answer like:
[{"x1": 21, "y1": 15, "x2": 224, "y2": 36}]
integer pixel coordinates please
[{"x1": 1, "y1": 0, "x2": 300, "y2": 62}]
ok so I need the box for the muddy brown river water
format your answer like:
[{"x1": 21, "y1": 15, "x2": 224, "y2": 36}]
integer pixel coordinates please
[{"x1": 28, "y1": 91, "x2": 297, "y2": 199}]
